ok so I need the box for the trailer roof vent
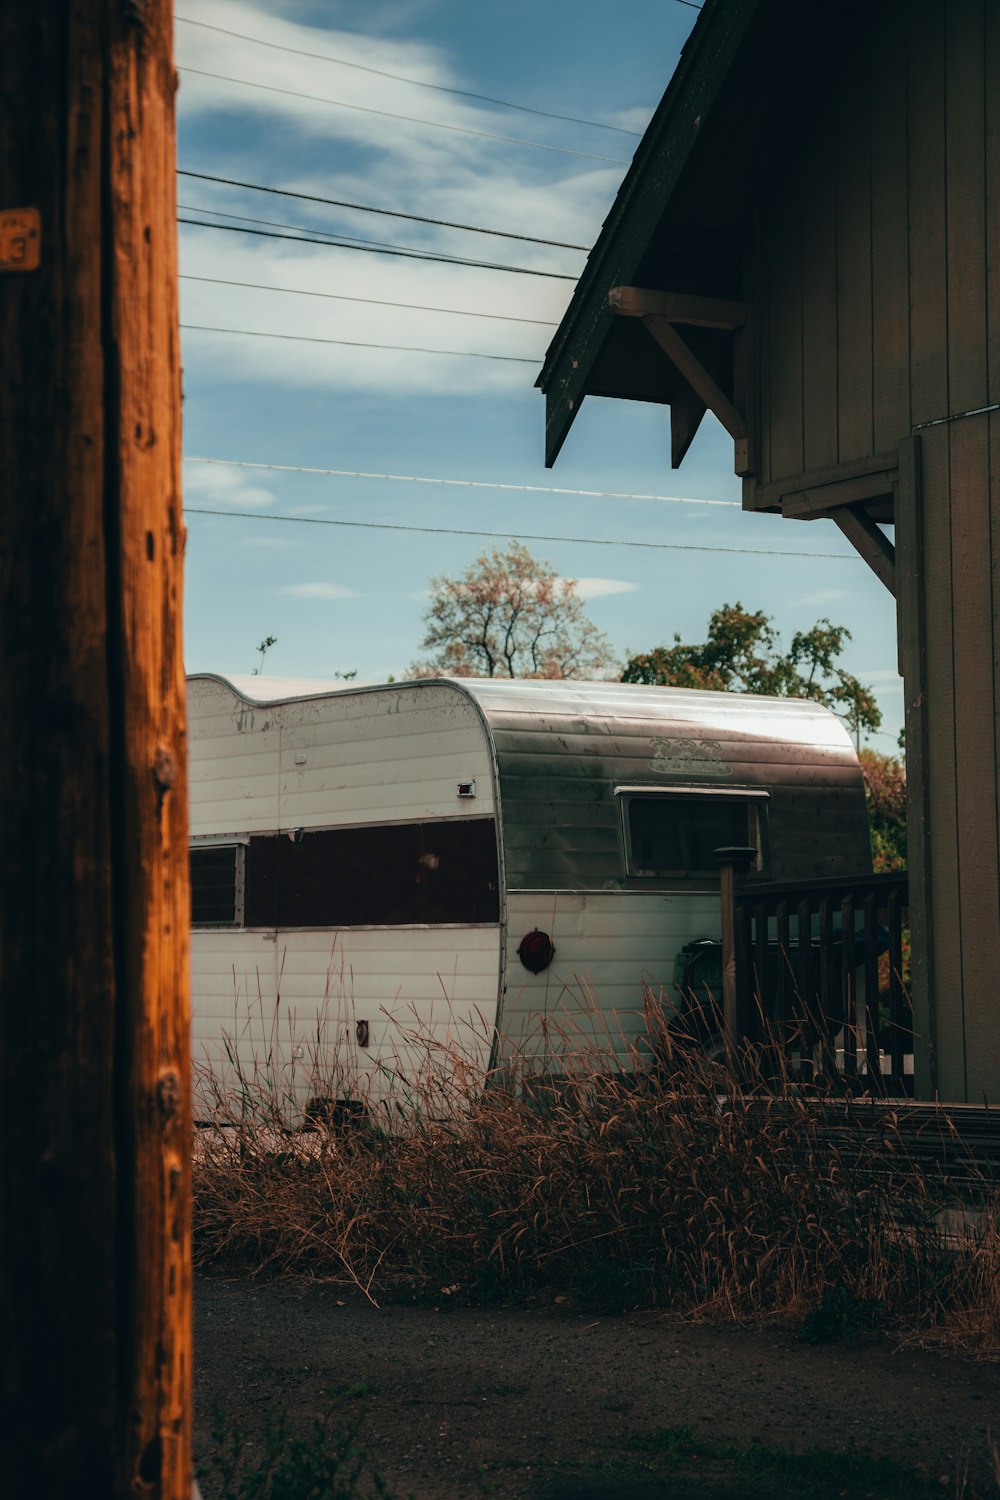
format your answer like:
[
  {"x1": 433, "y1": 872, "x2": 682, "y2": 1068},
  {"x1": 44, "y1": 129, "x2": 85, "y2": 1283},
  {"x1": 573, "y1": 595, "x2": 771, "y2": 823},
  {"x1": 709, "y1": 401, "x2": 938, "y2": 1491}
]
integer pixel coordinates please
[{"x1": 457, "y1": 779, "x2": 476, "y2": 798}]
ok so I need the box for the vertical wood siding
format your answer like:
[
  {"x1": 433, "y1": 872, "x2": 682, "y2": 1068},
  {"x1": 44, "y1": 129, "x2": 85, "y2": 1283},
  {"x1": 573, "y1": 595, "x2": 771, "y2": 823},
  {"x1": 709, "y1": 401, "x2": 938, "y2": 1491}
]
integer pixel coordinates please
[
  {"x1": 799, "y1": 111, "x2": 840, "y2": 472},
  {"x1": 754, "y1": 0, "x2": 1000, "y2": 1100}
]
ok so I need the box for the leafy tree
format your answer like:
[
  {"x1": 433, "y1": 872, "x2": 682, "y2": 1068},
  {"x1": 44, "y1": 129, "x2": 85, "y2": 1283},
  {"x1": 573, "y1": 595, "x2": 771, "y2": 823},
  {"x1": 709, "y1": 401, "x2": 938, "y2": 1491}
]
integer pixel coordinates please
[
  {"x1": 622, "y1": 601, "x2": 882, "y2": 743},
  {"x1": 859, "y1": 749, "x2": 907, "y2": 871},
  {"x1": 410, "y1": 541, "x2": 615, "y2": 680}
]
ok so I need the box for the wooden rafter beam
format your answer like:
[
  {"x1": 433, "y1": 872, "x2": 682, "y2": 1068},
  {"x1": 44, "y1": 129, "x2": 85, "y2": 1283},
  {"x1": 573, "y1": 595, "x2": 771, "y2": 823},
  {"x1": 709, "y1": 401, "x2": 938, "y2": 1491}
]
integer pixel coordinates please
[
  {"x1": 833, "y1": 504, "x2": 896, "y2": 596},
  {"x1": 643, "y1": 313, "x2": 748, "y2": 443},
  {"x1": 609, "y1": 285, "x2": 752, "y2": 329},
  {"x1": 670, "y1": 381, "x2": 708, "y2": 469},
  {"x1": 608, "y1": 286, "x2": 753, "y2": 475}
]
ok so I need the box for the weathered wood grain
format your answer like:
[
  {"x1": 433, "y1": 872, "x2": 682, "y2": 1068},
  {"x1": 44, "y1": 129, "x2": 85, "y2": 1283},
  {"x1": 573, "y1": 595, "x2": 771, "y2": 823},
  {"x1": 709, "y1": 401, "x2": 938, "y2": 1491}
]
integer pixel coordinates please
[
  {"x1": 945, "y1": 0, "x2": 988, "y2": 415},
  {"x1": 765, "y1": 171, "x2": 804, "y2": 482},
  {"x1": 799, "y1": 105, "x2": 839, "y2": 473},
  {"x1": 907, "y1": 0, "x2": 949, "y2": 427},
  {"x1": 834, "y1": 45, "x2": 874, "y2": 464},
  {"x1": 895, "y1": 438, "x2": 935, "y2": 1095},
  {"x1": 869, "y1": 0, "x2": 911, "y2": 452},
  {"x1": 949, "y1": 413, "x2": 999, "y2": 1102},
  {"x1": 0, "y1": 3, "x2": 190, "y2": 1495}
]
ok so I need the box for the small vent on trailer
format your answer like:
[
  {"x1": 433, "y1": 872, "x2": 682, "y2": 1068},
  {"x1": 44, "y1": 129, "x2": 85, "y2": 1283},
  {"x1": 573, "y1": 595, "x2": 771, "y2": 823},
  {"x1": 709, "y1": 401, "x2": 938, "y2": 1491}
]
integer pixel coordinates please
[{"x1": 457, "y1": 779, "x2": 476, "y2": 799}]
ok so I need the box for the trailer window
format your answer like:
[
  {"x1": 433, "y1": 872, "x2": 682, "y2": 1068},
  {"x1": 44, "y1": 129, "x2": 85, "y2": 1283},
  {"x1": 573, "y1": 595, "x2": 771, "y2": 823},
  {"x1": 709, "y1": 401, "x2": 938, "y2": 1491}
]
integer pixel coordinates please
[
  {"x1": 242, "y1": 818, "x2": 499, "y2": 928},
  {"x1": 190, "y1": 843, "x2": 245, "y2": 926},
  {"x1": 621, "y1": 792, "x2": 766, "y2": 879}
]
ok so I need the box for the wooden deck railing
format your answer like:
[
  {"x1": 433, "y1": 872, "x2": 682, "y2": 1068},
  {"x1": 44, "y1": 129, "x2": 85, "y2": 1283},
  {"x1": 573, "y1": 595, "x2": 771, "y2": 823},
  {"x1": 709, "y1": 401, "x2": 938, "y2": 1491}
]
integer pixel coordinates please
[{"x1": 720, "y1": 863, "x2": 910, "y2": 1093}]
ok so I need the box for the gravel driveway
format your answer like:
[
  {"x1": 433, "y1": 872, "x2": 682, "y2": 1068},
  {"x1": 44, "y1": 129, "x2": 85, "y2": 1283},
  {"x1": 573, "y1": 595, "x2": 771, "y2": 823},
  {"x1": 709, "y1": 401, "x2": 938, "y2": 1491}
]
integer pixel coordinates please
[{"x1": 195, "y1": 1271, "x2": 1000, "y2": 1498}]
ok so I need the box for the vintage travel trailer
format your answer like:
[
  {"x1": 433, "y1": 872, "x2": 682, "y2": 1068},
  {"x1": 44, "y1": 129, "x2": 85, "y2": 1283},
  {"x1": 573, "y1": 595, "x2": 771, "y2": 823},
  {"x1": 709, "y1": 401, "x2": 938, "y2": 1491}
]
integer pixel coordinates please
[{"x1": 187, "y1": 673, "x2": 872, "y2": 1114}]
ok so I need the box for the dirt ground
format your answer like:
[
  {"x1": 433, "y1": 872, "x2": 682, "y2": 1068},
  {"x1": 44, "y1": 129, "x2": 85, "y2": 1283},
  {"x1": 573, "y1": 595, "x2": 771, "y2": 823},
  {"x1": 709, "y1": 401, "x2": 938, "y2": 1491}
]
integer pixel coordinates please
[{"x1": 195, "y1": 1270, "x2": 1000, "y2": 1499}]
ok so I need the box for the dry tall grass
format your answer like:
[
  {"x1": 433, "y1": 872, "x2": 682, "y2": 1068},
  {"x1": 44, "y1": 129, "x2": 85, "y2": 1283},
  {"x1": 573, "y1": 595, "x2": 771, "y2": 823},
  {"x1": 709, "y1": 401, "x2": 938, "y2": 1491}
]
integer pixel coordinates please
[{"x1": 192, "y1": 996, "x2": 1000, "y2": 1346}]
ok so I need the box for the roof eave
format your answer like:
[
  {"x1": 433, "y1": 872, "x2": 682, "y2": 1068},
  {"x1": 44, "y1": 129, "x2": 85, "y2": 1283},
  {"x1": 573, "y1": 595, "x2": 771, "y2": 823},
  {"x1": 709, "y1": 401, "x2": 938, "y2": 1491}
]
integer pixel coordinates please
[{"x1": 536, "y1": 0, "x2": 762, "y2": 467}]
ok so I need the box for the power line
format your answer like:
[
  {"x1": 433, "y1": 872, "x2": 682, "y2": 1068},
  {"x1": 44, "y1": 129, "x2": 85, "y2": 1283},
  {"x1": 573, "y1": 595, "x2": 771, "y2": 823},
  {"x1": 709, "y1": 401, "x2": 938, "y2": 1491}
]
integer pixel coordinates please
[
  {"x1": 181, "y1": 323, "x2": 540, "y2": 364},
  {"x1": 178, "y1": 67, "x2": 632, "y2": 166},
  {"x1": 184, "y1": 506, "x2": 859, "y2": 561},
  {"x1": 174, "y1": 15, "x2": 644, "y2": 137},
  {"x1": 185, "y1": 456, "x2": 741, "y2": 508},
  {"x1": 180, "y1": 275, "x2": 559, "y2": 327},
  {"x1": 177, "y1": 216, "x2": 578, "y2": 280},
  {"x1": 177, "y1": 170, "x2": 590, "y2": 252},
  {"x1": 177, "y1": 201, "x2": 580, "y2": 273}
]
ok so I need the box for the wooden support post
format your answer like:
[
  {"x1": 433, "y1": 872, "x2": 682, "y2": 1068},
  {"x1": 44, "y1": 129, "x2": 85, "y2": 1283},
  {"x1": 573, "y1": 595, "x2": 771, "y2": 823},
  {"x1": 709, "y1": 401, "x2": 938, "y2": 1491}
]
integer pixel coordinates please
[
  {"x1": 832, "y1": 504, "x2": 897, "y2": 595},
  {"x1": 0, "y1": 5, "x2": 190, "y2": 1497},
  {"x1": 608, "y1": 286, "x2": 754, "y2": 476},
  {"x1": 715, "y1": 847, "x2": 759, "y2": 1052},
  {"x1": 642, "y1": 315, "x2": 748, "y2": 445}
]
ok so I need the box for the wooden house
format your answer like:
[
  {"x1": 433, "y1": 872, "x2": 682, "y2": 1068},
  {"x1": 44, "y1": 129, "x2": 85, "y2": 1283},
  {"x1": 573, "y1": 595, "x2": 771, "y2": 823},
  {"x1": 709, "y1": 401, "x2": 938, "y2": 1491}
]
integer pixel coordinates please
[{"x1": 538, "y1": 0, "x2": 1000, "y2": 1103}]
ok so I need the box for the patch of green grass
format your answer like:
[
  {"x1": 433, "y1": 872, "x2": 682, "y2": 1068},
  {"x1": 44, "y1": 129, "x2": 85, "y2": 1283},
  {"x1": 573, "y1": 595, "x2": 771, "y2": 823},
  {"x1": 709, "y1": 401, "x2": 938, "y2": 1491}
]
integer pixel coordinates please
[
  {"x1": 473, "y1": 1464, "x2": 497, "y2": 1495},
  {"x1": 334, "y1": 1380, "x2": 379, "y2": 1401},
  {"x1": 201, "y1": 1406, "x2": 401, "y2": 1500},
  {"x1": 593, "y1": 1424, "x2": 957, "y2": 1499},
  {"x1": 798, "y1": 1284, "x2": 881, "y2": 1345}
]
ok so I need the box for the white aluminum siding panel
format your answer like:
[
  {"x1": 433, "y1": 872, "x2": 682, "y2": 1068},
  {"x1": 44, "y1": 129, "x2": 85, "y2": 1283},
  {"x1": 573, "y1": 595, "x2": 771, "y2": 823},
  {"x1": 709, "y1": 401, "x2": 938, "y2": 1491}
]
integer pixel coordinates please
[
  {"x1": 500, "y1": 890, "x2": 721, "y2": 1067},
  {"x1": 191, "y1": 925, "x2": 500, "y2": 1114}
]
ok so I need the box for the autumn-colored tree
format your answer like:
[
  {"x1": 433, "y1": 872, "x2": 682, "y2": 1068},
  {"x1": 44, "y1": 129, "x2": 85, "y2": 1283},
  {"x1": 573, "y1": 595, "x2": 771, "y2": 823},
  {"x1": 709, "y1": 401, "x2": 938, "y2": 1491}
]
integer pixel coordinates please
[
  {"x1": 411, "y1": 541, "x2": 615, "y2": 679},
  {"x1": 622, "y1": 602, "x2": 882, "y2": 743},
  {"x1": 859, "y1": 749, "x2": 907, "y2": 871}
]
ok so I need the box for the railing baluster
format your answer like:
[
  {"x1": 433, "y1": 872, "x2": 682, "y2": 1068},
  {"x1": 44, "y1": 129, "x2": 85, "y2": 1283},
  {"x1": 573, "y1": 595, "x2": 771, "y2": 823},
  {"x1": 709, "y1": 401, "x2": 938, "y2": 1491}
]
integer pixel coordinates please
[
  {"x1": 887, "y1": 885, "x2": 907, "y2": 1094},
  {"x1": 702, "y1": 872, "x2": 909, "y2": 1094},
  {"x1": 753, "y1": 898, "x2": 768, "y2": 1045},
  {"x1": 863, "y1": 891, "x2": 881, "y2": 1092},
  {"x1": 841, "y1": 893, "x2": 857, "y2": 1082},
  {"x1": 818, "y1": 896, "x2": 837, "y2": 1080},
  {"x1": 797, "y1": 896, "x2": 815, "y2": 1083},
  {"x1": 734, "y1": 889, "x2": 753, "y2": 1048},
  {"x1": 775, "y1": 898, "x2": 790, "y2": 1030}
]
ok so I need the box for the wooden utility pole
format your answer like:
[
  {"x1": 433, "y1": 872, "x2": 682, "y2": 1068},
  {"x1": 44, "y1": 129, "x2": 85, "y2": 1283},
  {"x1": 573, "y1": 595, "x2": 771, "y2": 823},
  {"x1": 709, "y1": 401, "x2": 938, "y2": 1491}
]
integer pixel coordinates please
[{"x1": 0, "y1": 5, "x2": 190, "y2": 1496}]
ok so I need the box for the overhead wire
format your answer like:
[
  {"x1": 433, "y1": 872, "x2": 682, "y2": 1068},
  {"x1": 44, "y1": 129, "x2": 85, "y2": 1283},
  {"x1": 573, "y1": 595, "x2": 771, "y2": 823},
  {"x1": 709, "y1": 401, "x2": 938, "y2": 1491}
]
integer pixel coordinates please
[
  {"x1": 184, "y1": 456, "x2": 741, "y2": 508},
  {"x1": 177, "y1": 216, "x2": 578, "y2": 279},
  {"x1": 181, "y1": 324, "x2": 540, "y2": 363},
  {"x1": 179, "y1": 275, "x2": 559, "y2": 327},
  {"x1": 183, "y1": 506, "x2": 860, "y2": 561},
  {"x1": 177, "y1": 170, "x2": 590, "y2": 251},
  {"x1": 178, "y1": 67, "x2": 632, "y2": 165},
  {"x1": 176, "y1": 201, "x2": 581, "y2": 273},
  {"x1": 174, "y1": 15, "x2": 645, "y2": 136}
]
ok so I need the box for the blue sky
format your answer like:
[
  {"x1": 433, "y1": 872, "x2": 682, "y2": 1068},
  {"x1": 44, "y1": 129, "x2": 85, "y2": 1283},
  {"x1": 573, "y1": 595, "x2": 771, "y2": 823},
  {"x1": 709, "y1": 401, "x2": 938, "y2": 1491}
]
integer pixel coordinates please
[{"x1": 176, "y1": 0, "x2": 902, "y2": 746}]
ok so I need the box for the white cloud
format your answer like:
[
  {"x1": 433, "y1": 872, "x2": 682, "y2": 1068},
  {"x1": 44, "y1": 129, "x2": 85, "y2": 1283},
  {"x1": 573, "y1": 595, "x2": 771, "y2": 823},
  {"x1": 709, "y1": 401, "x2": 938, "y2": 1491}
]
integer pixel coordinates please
[
  {"x1": 241, "y1": 535, "x2": 302, "y2": 548},
  {"x1": 279, "y1": 581, "x2": 360, "y2": 598},
  {"x1": 608, "y1": 105, "x2": 655, "y2": 135},
  {"x1": 174, "y1": 1, "x2": 627, "y2": 397},
  {"x1": 178, "y1": 232, "x2": 569, "y2": 396},
  {"x1": 183, "y1": 458, "x2": 277, "y2": 509},
  {"x1": 567, "y1": 577, "x2": 639, "y2": 599},
  {"x1": 788, "y1": 588, "x2": 850, "y2": 606},
  {"x1": 859, "y1": 669, "x2": 903, "y2": 684}
]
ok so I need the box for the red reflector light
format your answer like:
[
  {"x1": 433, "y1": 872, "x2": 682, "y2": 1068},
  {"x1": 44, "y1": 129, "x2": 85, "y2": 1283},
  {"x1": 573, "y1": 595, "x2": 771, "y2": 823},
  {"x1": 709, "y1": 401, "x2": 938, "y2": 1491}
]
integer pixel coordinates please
[{"x1": 517, "y1": 929, "x2": 555, "y2": 973}]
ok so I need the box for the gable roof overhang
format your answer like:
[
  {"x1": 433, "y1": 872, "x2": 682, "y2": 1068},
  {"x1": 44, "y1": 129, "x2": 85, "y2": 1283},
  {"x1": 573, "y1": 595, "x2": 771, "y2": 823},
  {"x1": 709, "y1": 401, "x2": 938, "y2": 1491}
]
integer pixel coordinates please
[{"x1": 536, "y1": 0, "x2": 854, "y2": 469}]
